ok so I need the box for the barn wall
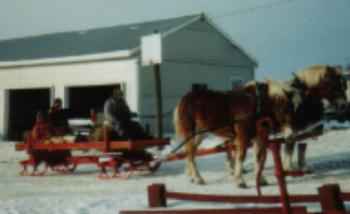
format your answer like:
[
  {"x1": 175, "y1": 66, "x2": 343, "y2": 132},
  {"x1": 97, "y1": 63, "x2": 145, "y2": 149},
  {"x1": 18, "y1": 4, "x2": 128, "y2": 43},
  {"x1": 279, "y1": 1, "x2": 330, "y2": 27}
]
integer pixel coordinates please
[
  {"x1": 0, "y1": 58, "x2": 139, "y2": 139},
  {"x1": 139, "y1": 20, "x2": 255, "y2": 134},
  {"x1": 139, "y1": 63, "x2": 253, "y2": 133}
]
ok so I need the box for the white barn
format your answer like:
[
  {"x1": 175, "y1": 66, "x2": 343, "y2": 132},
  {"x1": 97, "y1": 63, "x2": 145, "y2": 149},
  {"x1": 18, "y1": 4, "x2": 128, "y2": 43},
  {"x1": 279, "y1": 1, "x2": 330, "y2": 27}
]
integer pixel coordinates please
[{"x1": 0, "y1": 14, "x2": 257, "y2": 140}]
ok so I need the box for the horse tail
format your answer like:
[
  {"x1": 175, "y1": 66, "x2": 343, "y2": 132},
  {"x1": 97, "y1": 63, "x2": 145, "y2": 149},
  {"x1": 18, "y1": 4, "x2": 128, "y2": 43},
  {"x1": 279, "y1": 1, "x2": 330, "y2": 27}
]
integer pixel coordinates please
[
  {"x1": 173, "y1": 94, "x2": 196, "y2": 141},
  {"x1": 173, "y1": 104, "x2": 182, "y2": 139}
]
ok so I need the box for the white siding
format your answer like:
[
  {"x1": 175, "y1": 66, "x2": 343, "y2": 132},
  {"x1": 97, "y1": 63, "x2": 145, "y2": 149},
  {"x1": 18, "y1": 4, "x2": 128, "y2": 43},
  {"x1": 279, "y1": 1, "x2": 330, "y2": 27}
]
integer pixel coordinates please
[{"x1": 0, "y1": 59, "x2": 139, "y2": 138}]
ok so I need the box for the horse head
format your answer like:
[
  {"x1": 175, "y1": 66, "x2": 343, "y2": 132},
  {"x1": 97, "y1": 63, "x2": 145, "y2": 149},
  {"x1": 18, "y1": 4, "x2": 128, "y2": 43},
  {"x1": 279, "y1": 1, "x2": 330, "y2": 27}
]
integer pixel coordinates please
[
  {"x1": 245, "y1": 80, "x2": 300, "y2": 138},
  {"x1": 292, "y1": 65, "x2": 348, "y2": 111},
  {"x1": 268, "y1": 80, "x2": 303, "y2": 137}
]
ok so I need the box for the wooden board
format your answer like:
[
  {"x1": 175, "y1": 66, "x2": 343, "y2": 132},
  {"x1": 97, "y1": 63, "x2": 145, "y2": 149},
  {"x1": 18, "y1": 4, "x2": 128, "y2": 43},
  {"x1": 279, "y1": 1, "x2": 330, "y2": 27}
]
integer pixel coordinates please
[{"x1": 15, "y1": 139, "x2": 169, "y2": 152}]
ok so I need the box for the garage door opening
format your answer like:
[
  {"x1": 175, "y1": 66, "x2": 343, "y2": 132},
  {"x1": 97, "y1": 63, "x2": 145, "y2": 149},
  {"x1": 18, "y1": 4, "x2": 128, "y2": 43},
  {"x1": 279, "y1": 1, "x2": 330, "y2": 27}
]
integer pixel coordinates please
[
  {"x1": 67, "y1": 84, "x2": 121, "y2": 118},
  {"x1": 7, "y1": 88, "x2": 51, "y2": 141}
]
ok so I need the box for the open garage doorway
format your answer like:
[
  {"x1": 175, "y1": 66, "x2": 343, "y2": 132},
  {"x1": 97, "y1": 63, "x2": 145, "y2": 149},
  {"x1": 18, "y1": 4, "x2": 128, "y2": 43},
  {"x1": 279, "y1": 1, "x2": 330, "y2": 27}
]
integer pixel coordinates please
[
  {"x1": 67, "y1": 84, "x2": 121, "y2": 118},
  {"x1": 7, "y1": 88, "x2": 51, "y2": 141}
]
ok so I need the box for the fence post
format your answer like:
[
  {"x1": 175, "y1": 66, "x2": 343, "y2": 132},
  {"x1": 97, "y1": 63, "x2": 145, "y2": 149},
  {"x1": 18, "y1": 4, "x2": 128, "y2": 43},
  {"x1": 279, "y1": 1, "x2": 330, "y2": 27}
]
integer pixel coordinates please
[
  {"x1": 318, "y1": 184, "x2": 345, "y2": 212},
  {"x1": 255, "y1": 118, "x2": 271, "y2": 196},
  {"x1": 270, "y1": 143, "x2": 292, "y2": 214},
  {"x1": 148, "y1": 183, "x2": 167, "y2": 208}
]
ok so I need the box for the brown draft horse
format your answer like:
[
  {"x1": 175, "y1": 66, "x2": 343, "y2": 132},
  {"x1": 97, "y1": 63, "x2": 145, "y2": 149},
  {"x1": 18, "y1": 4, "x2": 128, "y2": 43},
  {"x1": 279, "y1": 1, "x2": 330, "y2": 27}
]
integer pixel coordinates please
[
  {"x1": 174, "y1": 80, "x2": 300, "y2": 188},
  {"x1": 284, "y1": 64, "x2": 348, "y2": 171}
]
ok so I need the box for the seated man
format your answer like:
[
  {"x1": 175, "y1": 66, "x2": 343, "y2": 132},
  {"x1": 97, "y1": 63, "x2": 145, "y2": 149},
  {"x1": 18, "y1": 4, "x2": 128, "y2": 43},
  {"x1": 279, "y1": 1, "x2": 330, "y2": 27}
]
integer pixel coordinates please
[
  {"x1": 103, "y1": 86, "x2": 150, "y2": 140},
  {"x1": 48, "y1": 98, "x2": 71, "y2": 136}
]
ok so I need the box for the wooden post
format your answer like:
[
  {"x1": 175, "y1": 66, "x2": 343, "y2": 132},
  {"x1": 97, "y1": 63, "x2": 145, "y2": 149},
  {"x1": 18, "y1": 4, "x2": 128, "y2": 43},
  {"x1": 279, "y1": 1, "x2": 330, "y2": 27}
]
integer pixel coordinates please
[
  {"x1": 148, "y1": 183, "x2": 167, "y2": 208},
  {"x1": 318, "y1": 184, "x2": 345, "y2": 212},
  {"x1": 153, "y1": 63, "x2": 163, "y2": 138},
  {"x1": 270, "y1": 143, "x2": 292, "y2": 214}
]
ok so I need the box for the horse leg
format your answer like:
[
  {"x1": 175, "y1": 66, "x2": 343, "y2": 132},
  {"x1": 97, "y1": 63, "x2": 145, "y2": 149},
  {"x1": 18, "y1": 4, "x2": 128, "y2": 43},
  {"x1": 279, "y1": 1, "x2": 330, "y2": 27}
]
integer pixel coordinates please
[
  {"x1": 297, "y1": 143, "x2": 311, "y2": 173},
  {"x1": 35, "y1": 163, "x2": 49, "y2": 176},
  {"x1": 253, "y1": 140, "x2": 268, "y2": 186},
  {"x1": 224, "y1": 140, "x2": 235, "y2": 175},
  {"x1": 185, "y1": 134, "x2": 205, "y2": 185},
  {"x1": 20, "y1": 159, "x2": 32, "y2": 176},
  {"x1": 31, "y1": 161, "x2": 45, "y2": 176},
  {"x1": 184, "y1": 137, "x2": 194, "y2": 177},
  {"x1": 30, "y1": 162, "x2": 39, "y2": 176},
  {"x1": 40, "y1": 164, "x2": 49, "y2": 176},
  {"x1": 233, "y1": 125, "x2": 248, "y2": 188},
  {"x1": 283, "y1": 141, "x2": 296, "y2": 171}
]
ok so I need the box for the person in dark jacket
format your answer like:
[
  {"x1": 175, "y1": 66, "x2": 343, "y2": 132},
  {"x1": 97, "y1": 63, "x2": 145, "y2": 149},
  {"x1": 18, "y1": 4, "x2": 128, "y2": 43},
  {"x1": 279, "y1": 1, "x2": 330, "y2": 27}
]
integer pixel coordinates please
[
  {"x1": 48, "y1": 98, "x2": 70, "y2": 136},
  {"x1": 103, "y1": 86, "x2": 150, "y2": 140}
]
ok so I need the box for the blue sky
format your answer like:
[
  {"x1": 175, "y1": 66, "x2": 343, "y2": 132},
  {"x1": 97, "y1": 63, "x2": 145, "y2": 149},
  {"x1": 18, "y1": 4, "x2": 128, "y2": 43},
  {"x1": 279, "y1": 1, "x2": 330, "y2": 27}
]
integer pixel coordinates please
[{"x1": 0, "y1": 0, "x2": 349, "y2": 80}]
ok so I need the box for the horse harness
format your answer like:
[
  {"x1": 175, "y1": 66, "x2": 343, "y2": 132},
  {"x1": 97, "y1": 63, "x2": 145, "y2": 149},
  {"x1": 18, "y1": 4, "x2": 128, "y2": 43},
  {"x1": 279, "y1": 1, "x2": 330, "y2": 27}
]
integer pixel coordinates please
[
  {"x1": 163, "y1": 84, "x2": 265, "y2": 159},
  {"x1": 254, "y1": 82, "x2": 265, "y2": 118}
]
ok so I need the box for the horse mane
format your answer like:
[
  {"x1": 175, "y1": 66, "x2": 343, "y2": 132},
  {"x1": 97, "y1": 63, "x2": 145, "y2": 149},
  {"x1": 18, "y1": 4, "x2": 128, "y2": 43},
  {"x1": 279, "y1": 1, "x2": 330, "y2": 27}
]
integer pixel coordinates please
[
  {"x1": 245, "y1": 80, "x2": 289, "y2": 100},
  {"x1": 295, "y1": 65, "x2": 330, "y2": 88},
  {"x1": 266, "y1": 79, "x2": 292, "y2": 99}
]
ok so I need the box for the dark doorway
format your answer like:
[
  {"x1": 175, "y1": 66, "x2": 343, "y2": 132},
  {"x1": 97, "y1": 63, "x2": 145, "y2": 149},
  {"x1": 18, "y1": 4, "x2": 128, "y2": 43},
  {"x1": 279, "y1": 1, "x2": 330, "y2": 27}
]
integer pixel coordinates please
[
  {"x1": 67, "y1": 84, "x2": 119, "y2": 118},
  {"x1": 8, "y1": 88, "x2": 51, "y2": 141}
]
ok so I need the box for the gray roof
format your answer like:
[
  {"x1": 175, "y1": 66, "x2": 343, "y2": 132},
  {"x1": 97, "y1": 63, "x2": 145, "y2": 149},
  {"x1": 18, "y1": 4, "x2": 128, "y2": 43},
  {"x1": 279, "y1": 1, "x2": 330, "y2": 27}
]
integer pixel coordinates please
[{"x1": 0, "y1": 15, "x2": 199, "y2": 62}]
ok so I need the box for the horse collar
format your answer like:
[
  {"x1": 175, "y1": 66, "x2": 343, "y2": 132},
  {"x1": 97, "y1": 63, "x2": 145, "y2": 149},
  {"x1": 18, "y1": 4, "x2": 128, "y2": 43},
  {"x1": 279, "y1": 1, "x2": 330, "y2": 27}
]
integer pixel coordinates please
[
  {"x1": 255, "y1": 83, "x2": 263, "y2": 117},
  {"x1": 291, "y1": 75, "x2": 307, "y2": 92}
]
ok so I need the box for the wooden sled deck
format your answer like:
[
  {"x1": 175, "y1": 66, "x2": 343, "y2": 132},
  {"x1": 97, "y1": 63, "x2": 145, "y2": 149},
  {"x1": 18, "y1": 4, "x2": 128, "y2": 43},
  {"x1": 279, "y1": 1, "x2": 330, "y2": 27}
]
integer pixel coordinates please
[{"x1": 15, "y1": 138, "x2": 169, "y2": 152}]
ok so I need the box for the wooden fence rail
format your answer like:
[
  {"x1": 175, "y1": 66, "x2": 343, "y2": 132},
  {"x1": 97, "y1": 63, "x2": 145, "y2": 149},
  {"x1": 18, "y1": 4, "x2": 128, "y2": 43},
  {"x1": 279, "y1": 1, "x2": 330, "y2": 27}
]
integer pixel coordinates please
[
  {"x1": 120, "y1": 207, "x2": 308, "y2": 214},
  {"x1": 147, "y1": 183, "x2": 350, "y2": 208},
  {"x1": 119, "y1": 183, "x2": 350, "y2": 214},
  {"x1": 119, "y1": 121, "x2": 350, "y2": 214}
]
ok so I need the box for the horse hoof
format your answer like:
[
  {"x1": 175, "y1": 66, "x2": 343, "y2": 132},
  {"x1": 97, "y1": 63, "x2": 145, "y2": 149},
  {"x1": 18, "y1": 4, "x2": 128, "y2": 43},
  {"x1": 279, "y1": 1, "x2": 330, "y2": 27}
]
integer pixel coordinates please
[
  {"x1": 259, "y1": 179, "x2": 269, "y2": 186},
  {"x1": 237, "y1": 182, "x2": 248, "y2": 188},
  {"x1": 20, "y1": 170, "x2": 28, "y2": 176},
  {"x1": 98, "y1": 173, "x2": 112, "y2": 180},
  {"x1": 283, "y1": 163, "x2": 297, "y2": 172},
  {"x1": 197, "y1": 179, "x2": 206, "y2": 185},
  {"x1": 301, "y1": 166, "x2": 313, "y2": 174},
  {"x1": 190, "y1": 178, "x2": 206, "y2": 185},
  {"x1": 112, "y1": 173, "x2": 130, "y2": 179}
]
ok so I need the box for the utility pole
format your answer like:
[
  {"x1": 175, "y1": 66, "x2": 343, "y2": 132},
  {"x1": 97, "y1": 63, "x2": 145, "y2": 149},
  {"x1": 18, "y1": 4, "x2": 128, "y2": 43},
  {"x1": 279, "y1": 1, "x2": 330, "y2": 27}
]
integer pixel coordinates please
[
  {"x1": 141, "y1": 33, "x2": 163, "y2": 138},
  {"x1": 153, "y1": 63, "x2": 163, "y2": 138}
]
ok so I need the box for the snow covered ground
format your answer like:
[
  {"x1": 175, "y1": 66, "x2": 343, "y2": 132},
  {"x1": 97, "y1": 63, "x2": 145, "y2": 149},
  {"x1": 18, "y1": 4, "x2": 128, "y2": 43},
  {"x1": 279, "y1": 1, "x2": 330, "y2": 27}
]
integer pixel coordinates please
[{"x1": 0, "y1": 124, "x2": 350, "y2": 214}]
